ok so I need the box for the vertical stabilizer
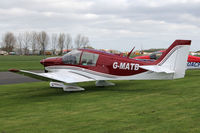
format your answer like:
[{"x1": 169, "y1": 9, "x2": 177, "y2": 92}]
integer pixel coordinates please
[{"x1": 156, "y1": 40, "x2": 191, "y2": 79}]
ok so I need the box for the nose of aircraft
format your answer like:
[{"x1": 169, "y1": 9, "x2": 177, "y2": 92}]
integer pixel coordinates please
[
  {"x1": 40, "y1": 59, "x2": 45, "y2": 65},
  {"x1": 40, "y1": 57, "x2": 61, "y2": 66}
]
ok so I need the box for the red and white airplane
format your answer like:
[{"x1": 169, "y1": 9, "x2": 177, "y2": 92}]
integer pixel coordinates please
[
  {"x1": 10, "y1": 40, "x2": 191, "y2": 91},
  {"x1": 134, "y1": 46, "x2": 200, "y2": 70}
]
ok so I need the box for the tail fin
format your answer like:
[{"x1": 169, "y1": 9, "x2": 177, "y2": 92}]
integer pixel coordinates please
[{"x1": 140, "y1": 40, "x2": 191, "y2": 79}]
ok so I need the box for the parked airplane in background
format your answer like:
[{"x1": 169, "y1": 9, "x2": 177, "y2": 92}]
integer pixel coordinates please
[
  {"x1": 134, "y1": 49, "x2": 200, "y2": 69},
  {"x1": 10, "y1": 40, "x2": 191, "y2": 91}
]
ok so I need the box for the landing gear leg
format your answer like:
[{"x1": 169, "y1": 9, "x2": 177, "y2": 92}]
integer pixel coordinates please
[{"x1": 95, "y1": 80, "x2": 115, "y2": 87}]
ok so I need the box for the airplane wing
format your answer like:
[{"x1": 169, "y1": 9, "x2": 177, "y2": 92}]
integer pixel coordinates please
[
  {"x1": 139, "y1": 65, "x2": 175, "y2": 73},
  {"x1": 9, "y1": 69, "x2": 95, "y2": 83}
]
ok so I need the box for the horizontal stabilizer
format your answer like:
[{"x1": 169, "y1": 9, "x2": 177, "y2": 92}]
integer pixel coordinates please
[{"x1": 140, "y1": 65, "x2": 175, "y2": 73}]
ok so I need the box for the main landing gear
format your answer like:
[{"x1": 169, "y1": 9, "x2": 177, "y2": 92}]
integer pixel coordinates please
[
  {"x1": 49, "y1": 80, "x2": 115, "y2": 92},
  {"x1": 95, "y1": 80, "x2": 115, "y2": 87},
  {"x1": 50, "y1": 82, "x2": 85, "y2": 92}
]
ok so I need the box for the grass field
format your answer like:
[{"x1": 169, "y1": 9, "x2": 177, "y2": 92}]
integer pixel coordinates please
[
  {"x1": 0, "y1": 70, "x2": 200, "y2": 133},
  {"x1": 0, "y1": 55, "x2": 48, "y2": 71}
]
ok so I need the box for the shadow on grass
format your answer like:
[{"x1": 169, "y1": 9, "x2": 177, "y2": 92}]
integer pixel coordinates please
[
  {"x1": 14, "y1": 79, "x2": 178, "y2": 104},
  {"x1": 81, "y1": 80, "x2": 172, "y2": 94}
]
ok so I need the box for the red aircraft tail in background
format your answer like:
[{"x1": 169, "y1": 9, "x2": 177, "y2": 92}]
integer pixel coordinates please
[{"x1": 135, "y1": 40, "x2": 200, "y2": 70}]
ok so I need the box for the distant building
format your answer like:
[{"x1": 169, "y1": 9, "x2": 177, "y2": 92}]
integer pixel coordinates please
[
  {"x1": 0, "y1": 50, "x2": 8, "y2": 55},
  {"x1": 190, "y1": 51, "x2": 200, "y2": 56},
  {"x1": 143, "y1": 52, "x2": 152, "y2": 55},
  {"x1": 99, "y1": 49, "x2": 121, "y2": 54}
]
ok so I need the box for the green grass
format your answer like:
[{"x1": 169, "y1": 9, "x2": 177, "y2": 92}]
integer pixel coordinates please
[
  {"x1": 1, "y1": 70, "x2": 200, "y2": 133},
  {"x1": 0, "y1": 55, "x2": 48, "y2": 71}
]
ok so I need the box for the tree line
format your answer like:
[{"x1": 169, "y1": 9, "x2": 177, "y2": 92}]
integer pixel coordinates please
[{"x1": 0, "y1": 31, "x2": 90, "y2": 55}]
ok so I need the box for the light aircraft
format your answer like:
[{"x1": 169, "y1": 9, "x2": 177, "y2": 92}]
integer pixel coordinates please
[
  {"x1": 134, "y1": 48, "x2": 200, "y2": 69},
  {"x1": 10, "y1": 40, "x2": 191, "y2": 92}
]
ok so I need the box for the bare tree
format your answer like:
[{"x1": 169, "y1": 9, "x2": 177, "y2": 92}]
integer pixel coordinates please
[
  {"x1": 2, "y1": 32, "x2": 16, "y2": 53},
  {"x1": 74, "y1": 34, "x2": 89, "y2": 49},
  {"x1": 58, "y1": 33, "x2": 65, "y2": 55},
  {"x1": 0, "y1": 37, "x2": 3, "y2": 49},
  {"x1": 65, "y1": 34, "x2": 72, "y2": 52},
  {"x1": 51, "y1": 33, "x2": 57, "y2": 55},
  {"x1": 74, "y1": 34, "x2": 81, "y2": 48},
  {"x1": 23, "y1": 32, "x2": 32, "y2": 55},
  {"x1": 17, "y1": 33, "x2": 23, "y2": 55},
  {"x1": 81, "y1": 36, "x2": 89, "y2": 48},
  {"x1": 0, "y1": 41, "x2": 2, "y2": 49},
  {"x1": 0, "y1": 42, "x2": 2, "y2": 49},
  {"x1": 37, "y1": 31, "x2": 49, "y2": 55},
  {"x1": 30, "y1": 32, "x2": 38, "y2": 55}
]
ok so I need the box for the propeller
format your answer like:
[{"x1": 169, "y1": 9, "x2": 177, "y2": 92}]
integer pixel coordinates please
[
  {"x1": 40, "y1": 50, "x2": 48, "y2": 73},
  {"x1": 44, "y1": 52, "x2": 49, "y2": 73}
]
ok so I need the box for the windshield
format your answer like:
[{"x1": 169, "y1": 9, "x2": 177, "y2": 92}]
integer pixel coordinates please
[{"x1": 62, "y1": 50, "x2": 81, "y2": 65}]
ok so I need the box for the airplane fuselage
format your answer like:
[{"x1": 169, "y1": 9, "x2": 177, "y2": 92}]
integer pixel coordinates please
[
  {"x1": 10, "y1": 40, "x2": 192, "y2": 91},
  {"x1": 41, "y1": 49, "x2": 149, "y2": 76}
]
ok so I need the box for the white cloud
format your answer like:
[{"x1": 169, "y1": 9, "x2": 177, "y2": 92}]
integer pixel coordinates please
[
  {"x1": 180, "y1": 13, "x2": 200, "y2": 23},
  {"x1": 0, "y1": 0, "x2": 200, "y2": 51},
  {"x1": 84, "y1": 13, "x2": 99, "y2": 19},
  {"x1": 46, "y1": 0, "x2": 93, "y2": 10},
  {"x1": 0, "y1": 8, "x2": 37, "y2": 16}
]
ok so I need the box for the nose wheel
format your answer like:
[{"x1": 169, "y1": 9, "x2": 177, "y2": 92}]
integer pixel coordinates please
[{"x1": 44, "y1": 69, "x2": 48, "y2": 73}]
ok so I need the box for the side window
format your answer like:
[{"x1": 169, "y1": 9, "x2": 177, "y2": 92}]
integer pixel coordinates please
[
  {"x1": 81, "y1": 52, "x2": 99, "y2": 66},
  {"x1": 62, "y1": 50, "x2": 81, "y2": 65}
]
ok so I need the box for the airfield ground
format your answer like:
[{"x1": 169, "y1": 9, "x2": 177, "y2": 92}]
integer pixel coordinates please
[
  {"x1": 0, "y1": 55, "x2": 47, "y2": 71},
  {"x1": 1, "y1": 55, "x2": 200, "y2": 133},
  {"x1": 0, "y1": 70, "x2": 200, "y2": 133},
  {"x1": 0, "y1": 71, "x2": 41, "y2": 85}
]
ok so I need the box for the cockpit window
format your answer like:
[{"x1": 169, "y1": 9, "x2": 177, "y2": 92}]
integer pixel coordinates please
[
  {"x1": 150, "y1": 52, "x2": 163, "y2": 60},
  {"x1": 62, "y1": 50, "x2": 81, "y2": 65},
  {"x1": 81, "y1": 52, "x2": 99, "y2": 66}
]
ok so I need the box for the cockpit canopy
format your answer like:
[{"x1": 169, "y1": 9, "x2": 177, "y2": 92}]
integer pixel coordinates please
[
  {"x1": 62, "y1": 50, "x2": 81, "y2": 65},
  {"x1": 62, "y1": 50, "x2": 99, "y2": 66}
]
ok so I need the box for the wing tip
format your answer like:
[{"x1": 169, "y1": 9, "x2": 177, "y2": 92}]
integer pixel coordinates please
[{"x1": 9, "y1": 69, "x2": 20, "y2": 72}]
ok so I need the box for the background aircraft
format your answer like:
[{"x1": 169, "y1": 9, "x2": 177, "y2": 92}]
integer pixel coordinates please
[
  {"x1": 134, "y1": 49, "x2": 200, "y2": 69},
  {"x1": 10, "y1": 40, "x2": 191, "y2": 91}
]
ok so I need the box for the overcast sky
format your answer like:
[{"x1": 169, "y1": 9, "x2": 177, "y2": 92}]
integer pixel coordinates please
[{"x1": 0, "y1": 0, "x2": 200, "y2": 51}]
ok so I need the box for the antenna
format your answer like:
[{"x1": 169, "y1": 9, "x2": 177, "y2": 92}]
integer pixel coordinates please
[
  {"x1": 140, "y1": 43, "x2": 143, "y2": 55},
  {"x1": 127, "y1": 46, "x2": 135, "y2": 58}
]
